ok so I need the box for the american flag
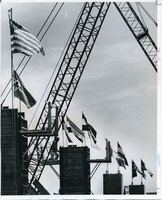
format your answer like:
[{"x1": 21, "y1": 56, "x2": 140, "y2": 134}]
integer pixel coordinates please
[{"x1": 10, "y1": 19, "x2": 45, "y2": 56}]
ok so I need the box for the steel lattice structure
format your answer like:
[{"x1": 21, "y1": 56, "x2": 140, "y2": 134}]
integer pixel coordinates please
[
  {"x1": 26, "y1": 2, "x2": 111, "y2": 191},
  {"x1": 114, "y1": 2, "x2": 157, "y2": 72}
]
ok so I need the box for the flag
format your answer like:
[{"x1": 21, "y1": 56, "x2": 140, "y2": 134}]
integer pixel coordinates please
[
  {"x1": 62, "y1": 117, "x2": 73, "y2": 143},
  {"x1": 147, "y1": 169, "x2": 153, "y2": 177},
  {"x1": 141, "y1": 159, "x2": 153, "y2": 178},
  {"x1": 132, "y1": 160, "x2": 143, "y2": 179},
  {"x1": 141, "y1": 159, "x2": 147, "y2": 179},
  {"x1": 9, "y1": 19, "x2": 45, "y2": 56},
  {"x1": 132, "y1": 160, "x2": 137, "y2": 178},
  {"x1": 82, "y1": 113, "x2": 100, "y2": 150},
  {"x1": 116, "y1": 157, "x2": 126, "y2": 169},
  {"x1": 117, "y1": 142, "x2": 128, "y2": 166},
  {"x1": 14, "y1": 70, "x2": 36, "y2": 108},
  {"x1": 67, "y1": 116, "x2": 85, "y2": 143},
  {"x1": 105, "y1": 139, "x2": 112, "y2": 162}
]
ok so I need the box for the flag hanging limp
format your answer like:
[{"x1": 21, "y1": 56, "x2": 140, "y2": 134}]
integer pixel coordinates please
[
  {"x1": 141, "y1": 159, "x2": 153, "y2": 178},
  {"x1": 82, "y1": 113, "x2": 100, "y2": 150},
  {"x1": 9, "y1": 19, "x2": 45, "y2": 56},
  {"x1": 116, "y1": 157, "x2": 126, "y2": 169},
  {"x1": 67, "y1": 116, "x2": 85, "y2": 143},
  {"x1": 132, "y1": 160, "x2": 143, "y2": 179},
  {"x1": 14, "y1": 70, "x2": 36, "y2": 108},
  {"x1": 62, "y1": 117, "x2": 73, "y2": 143},
  {"x1": 117, "y1": 142, "x2": 128, "y2": 166}
]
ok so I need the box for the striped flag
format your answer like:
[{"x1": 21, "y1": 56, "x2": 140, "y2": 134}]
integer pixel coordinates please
[
  {"x1": 9, "y1": 19, "x2": 45, "y2": 56},
  {"x1": 82, "y1": 113, "x2": 100, "y2": 150},
  {"x1": 67, "y1": 116, "x2": 85, "y2": 143},
  {"x1": 117, "y1": 142, "x2": 128, "y2": 166},
  {"x1": 14, "y1": 70, "x2": 36, "y2": 108},
  {"x1": 62, "y1": 117, "x2": 73, "y2": 143}
]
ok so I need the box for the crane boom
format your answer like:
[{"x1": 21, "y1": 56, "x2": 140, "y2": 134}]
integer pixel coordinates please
[
  {"x1": 114, "y1": 2, "x2": 157, "y2": 72},
  {"x1": 26, "y1": 2, "x2": 111, "y2": 191}
]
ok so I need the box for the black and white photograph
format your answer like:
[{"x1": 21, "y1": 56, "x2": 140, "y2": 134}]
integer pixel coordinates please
[{"x1": 0, "y1": 1, "x2": 160, "y2": 198}]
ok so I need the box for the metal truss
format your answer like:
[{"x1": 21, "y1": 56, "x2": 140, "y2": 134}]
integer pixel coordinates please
[
  {"x1": 114, "y1": 2, "x2": 157, "y2": 72},
  {"x1": 26, "y1": 2, "x2": 111, "y2": 191}
]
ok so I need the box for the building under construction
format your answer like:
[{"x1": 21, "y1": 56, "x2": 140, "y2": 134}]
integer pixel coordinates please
[{"x1": 1, "y1": 2, "x2": 157, "y2": 196}]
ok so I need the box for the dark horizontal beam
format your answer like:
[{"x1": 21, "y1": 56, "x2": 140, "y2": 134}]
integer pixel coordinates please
[
  {"x1": 19, "y1": 130, "x2": 54, "y2": 137},
  {"x1": 88, "y1": 159, "x2": 111, "y2": 163}
]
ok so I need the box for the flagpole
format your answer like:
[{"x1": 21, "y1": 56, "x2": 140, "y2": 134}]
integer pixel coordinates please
[
  {"x1": 141, "y1": 159, "x2": 143, "y2": 185},
  {"x1": 118, "y1": 163, "x2": 120, "y2": 174},
  {"x1": 106, "y1": 163, "x2": 109, "y2": 174},
  {"x1": 131, "y1": 160, "x2": 133, "y2": 185},
  {"x1": 63, "y1": 117, "x2": 68, "y2": 147},
  {"x1": 19, "y1": 100, "x2": 21, "y2": 113},
  {"x1": 141, "y1": 174, "x2": 143, "y2": 185},
  {"x1": 62, "y1": 125, "x2": 65, "y2": 147},
  {"x1": 8, "y1": 9, "x2": 14, "y2": 109},
  {"x1": 82, "y1": 112, "x2": 86, "y2": 147}
]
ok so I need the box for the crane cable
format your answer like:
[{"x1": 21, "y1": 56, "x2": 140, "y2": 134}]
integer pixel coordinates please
[
  {"x1": 28, "y1": 3, "x2": 85, "y2": 129},
  {"x1": 1, "y1": 3, "x2": 63, "y2": 105},
  {"x1": 136, "y1": 3, "x2": 147, "y2": 29},
  {"x1": 136, "y1": 3, "x2": 157, "y2": 27}
]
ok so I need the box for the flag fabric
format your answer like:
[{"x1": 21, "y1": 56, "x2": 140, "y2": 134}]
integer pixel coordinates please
[
  {"x1": 9, "y1": 19, "x2": 45, "y2": 56},
  {"x1": 82, "y1": 113, "x2": 100, "y2": 150},
  {"x1": 13, "y1": 70, "x2": 36, "y2": 108},
  {"x1": 132, "y1": 160, "x2": 143, "y2": 179},
  {"x1": 141, "y1": 159, "x2": 153, "y2": 178},
  {"x1": 117, "y1": 142, "x2": 128, "y2": 166},
  {"x1": 132, "y1": 160, "x2": 137, "y2": 178},
  {"x1": 105, "y1": 138, "x2": 112, "y2": 162},
  {"x1": 141, "y1": 159, "x2": 147, "y2": 179},
  {"x1": 88, "y1": 131, "x2": 100, "y2": 150},
  {"x1": 62, "y1": 118, "x2": 73, "y2": 143},
  {"x1": 67, "y1": 116, "x2": 85, "y2": 143},
  {"x1": 147, "y1": 169, "x2": 153, "y2": 177},
  {"x1": 116, "y1": 157, "x2": 126, "y2": 169}
]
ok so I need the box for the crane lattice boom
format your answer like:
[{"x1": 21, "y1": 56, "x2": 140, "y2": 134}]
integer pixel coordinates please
[{"x1": 26, "y1": 2, "x2": 111, "y2": 191}]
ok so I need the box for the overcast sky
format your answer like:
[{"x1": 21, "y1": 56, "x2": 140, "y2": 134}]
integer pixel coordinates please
[{"x1": 1, "y1": 1, "x2": 159, "y2": 197}]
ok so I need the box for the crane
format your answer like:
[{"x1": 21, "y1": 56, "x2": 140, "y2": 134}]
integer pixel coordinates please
[
  {"x1": 24, "y1": 2, "x2": 111, "y2": 193},
  {"x1": 114, "y1": 2, "x2": 157, "y2": 72},
  {"x1": 20, "y1": 2, "x2": 157, "y2": 193}
]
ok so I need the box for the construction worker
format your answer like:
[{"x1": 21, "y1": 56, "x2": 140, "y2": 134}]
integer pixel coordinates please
[{"x1": 49, "y1": 137, "x2": 59, "y2": 160}]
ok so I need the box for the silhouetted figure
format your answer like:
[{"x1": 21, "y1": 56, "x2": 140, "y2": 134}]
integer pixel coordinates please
[{"x1": 49, "y1": 137, "x2": 59, "y2": 160}]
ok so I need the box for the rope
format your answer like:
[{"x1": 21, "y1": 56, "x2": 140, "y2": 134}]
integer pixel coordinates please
[
  {"x1": 1, "y1": 3, "x2": 61, "y2": 105},
  {"x1": 28, "y1": 3, "x2": 85, "y2": 128}
]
